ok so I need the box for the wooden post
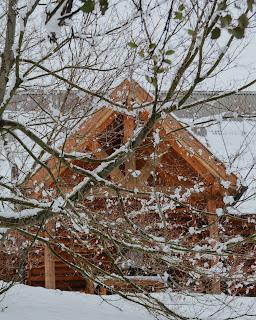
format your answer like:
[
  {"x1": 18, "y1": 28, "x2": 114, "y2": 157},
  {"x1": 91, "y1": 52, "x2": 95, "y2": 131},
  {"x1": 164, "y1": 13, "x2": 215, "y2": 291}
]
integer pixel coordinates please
[
  {"x1": 44, "y1": 245, "x2": 56, "y2": 289},
  {"x1": 207, "y1": 199, "x2": 221, "y2": 294},
  {"x1": 124, "y1": 115, "x2": 136, "y2": 174},
  {"x1": 123, "y1": 83, "x2": 137, "y2": 187},
  {"x1": 44, "y1": 220, "x2": 56, "y2": 289},
  {"x1": 84, "y1": 279, "x2": 95, "y2": 294},
  {"x1": 99, "y1": 286, "x2": 107, "y2": 295}
]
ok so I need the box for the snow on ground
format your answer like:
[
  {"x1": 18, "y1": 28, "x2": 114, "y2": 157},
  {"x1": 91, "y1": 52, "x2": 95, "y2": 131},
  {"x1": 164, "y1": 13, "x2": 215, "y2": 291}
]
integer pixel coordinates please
[
  {"x1": 0, "y1": 284, "x2": 149, "y2": 320},
  {"x1": 1, "y1": 283, "x2": 256, "y2": 320}
]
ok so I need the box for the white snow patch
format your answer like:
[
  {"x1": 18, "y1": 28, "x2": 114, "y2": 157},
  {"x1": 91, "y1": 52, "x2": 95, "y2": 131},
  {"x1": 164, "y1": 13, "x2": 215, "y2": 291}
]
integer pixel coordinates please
[{"x1": 1, "y1": 283, "x2": 256, "y2": 320}]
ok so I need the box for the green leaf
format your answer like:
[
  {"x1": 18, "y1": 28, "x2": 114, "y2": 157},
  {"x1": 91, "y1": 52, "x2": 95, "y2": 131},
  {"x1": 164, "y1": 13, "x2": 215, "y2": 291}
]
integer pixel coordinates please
[
  {"x1": 152, "y1": 54, "x2": 158, "y2": 63},
  {"x1": 99, "y1": 0, "x2": 108, "y2": 15},
  {"x1": 211, "y1": 27, "x2": 221, "y2": 40},
  {"x1": 178, "y1": 4, "x2": 185, "y2": 11},
  {"x1": 166, "y1": 49, "x2": 175, "y2": 55},
  {"x1": 220, "y1": 14, "x2": 232, "y2": 27},
  {"x1": 151, "y1": 77, "x2": 157, "y2": 88},
  {"x1": 149, "y1": 43, "x2": 156, "y2": 50},
  {"x1": 229, "y1": 26, "x2": 245, "y2": 39},
  {"x1": 145, "y1": 75, "x2": 157, "y2": 87},
  {"x1": 145, "y1": 75, "x2": 152, "y2": 83},
  {"x1": 187, "y1": 29, "x2": 196, "y2": 37},
  {"x1": 152, "y1": 66, "x2": 158, "y2": 73},
  {"x1": 217, "y1": 1, "x2": 227, "y2": 11},
  {"x1": 156, "y1": 68, "x2": 165, "y2": 74},
  {"x1": 174, "y1": 11, "x2": 183, "y2": 20},
  {"x1": 138, "y1": 49, "x2": 145, "y2": 58},
  {"x1": 247, "y1": 0, "x2": 254, "y2": 11},
  {"x1": 128, "y1": 42, "x2": 138, "y2": 49},
  {"x1": 81, "y1": 0, "x2": 95, "y2": 13},
  {"x1": 238, "y1": 14, "x2": 249, "y2": 29},
  {"x1": 163, "y1": 59, "x2": 172, "y2": 65}
]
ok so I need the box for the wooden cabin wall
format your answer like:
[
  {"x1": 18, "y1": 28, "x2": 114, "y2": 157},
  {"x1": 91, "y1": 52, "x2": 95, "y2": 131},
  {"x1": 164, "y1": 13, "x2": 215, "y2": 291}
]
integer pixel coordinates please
[
  {"x1": 24, "y1": 202, "x2": 256, "y2": 295},
  {"x1": 11, "y1": 108, "x2": 254, "y2": 296}
]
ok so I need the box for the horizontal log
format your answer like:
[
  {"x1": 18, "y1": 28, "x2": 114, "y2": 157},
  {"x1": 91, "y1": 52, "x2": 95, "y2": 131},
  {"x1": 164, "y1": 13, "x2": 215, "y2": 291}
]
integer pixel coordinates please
[{"x1": 30, "y1": 275, "x2": 84, "y2": 282}]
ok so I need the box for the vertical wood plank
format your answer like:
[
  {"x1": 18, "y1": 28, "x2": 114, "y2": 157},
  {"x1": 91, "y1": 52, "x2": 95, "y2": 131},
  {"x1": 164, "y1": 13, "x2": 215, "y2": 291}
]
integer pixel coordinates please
[
  {"x1": 44, "y1": 245, "x2": 56, "y2": 289},
  {"x1": 123, "y1": 83, "x2": 136, "y2": 186},
  {"x1": 123, "y1": 114, "x2": 136, "y2": 175},
  {"x1": 85, "y1": 279, "x2": 95, "y2": 294},
  {"x1": 99, "y1": 286, "x2": 107, "y2": 295},
  {"x1": 207, "y1": 199, "x2": 221, "y2": 294},
  {"x1": 44, "y1": 220, "x2": 56, "y2": 289}
]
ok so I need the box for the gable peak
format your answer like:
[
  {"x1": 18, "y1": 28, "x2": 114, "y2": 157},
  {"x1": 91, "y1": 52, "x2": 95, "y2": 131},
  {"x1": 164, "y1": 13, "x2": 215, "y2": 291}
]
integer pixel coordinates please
[{"x1": 110, "y1": 79, "x2": 153, "y2": 107}]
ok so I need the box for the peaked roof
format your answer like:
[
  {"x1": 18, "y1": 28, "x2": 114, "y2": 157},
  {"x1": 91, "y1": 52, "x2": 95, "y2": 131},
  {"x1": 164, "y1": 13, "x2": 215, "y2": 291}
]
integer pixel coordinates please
[{"x1": 25, "y1": 80, "x2": 239, "y2": 198}]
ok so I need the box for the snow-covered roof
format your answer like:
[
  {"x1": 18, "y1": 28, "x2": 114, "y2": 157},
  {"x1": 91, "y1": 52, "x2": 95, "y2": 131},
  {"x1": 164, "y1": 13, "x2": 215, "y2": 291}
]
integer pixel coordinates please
[
  {"x1": 178, "y1": 115, "x2": 256, "y2": 215},
  {"x1": 2, "y1": 88, "x2": 256, "y2": 215}
]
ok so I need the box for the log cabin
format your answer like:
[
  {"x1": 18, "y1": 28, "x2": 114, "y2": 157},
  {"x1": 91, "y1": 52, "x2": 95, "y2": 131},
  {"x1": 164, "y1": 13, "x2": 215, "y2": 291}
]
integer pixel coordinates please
[{"x1": 1, "y1": 80, "x2": 256, "y2": 296}]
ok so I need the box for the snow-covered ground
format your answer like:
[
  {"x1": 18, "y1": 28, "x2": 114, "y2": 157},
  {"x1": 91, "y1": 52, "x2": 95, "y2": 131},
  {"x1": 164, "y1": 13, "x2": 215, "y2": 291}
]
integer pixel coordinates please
[
  {"x1": 1, "y1": 283, "x2": 256, "y2": 320},
  {"x1": 0, "y1": 284, "x2": 150, "y2": 320}
]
